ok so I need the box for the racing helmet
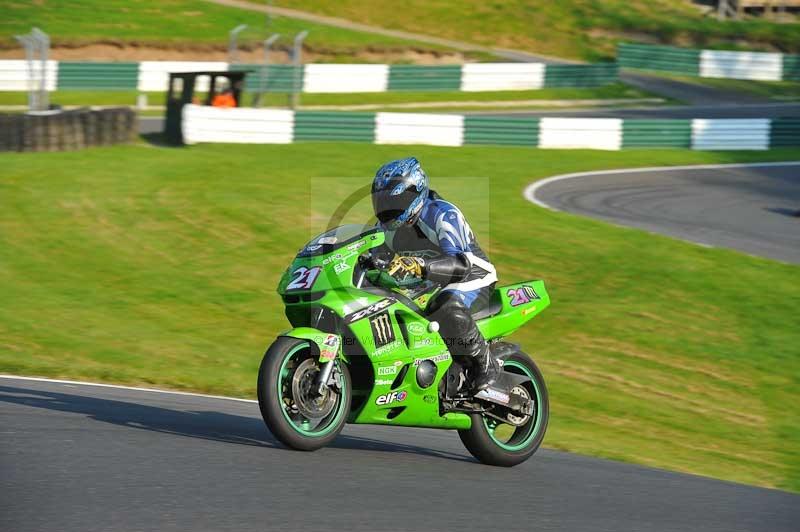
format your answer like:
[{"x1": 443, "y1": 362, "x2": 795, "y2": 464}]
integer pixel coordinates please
[{"x1": 372, "y1": 157, "x2": 429, "y2": 231}]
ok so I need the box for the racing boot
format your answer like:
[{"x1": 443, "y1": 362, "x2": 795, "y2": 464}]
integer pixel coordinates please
[
  {"x1": 472, "y1": 343, "x2": 501, "y2": 391},
  {"x1": 426, "y1": 289, "x2": 499, "y2": 391}
]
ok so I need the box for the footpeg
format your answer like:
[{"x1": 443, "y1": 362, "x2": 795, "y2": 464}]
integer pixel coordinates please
[
  {"x1": 474, "y1": 387, "x2": 511, "y2": 406},
  {"x1": 473, "y1": 371, "x2": 533, "y2": 415}
]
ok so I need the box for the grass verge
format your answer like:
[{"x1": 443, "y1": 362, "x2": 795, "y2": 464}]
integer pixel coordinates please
[
  {"x1": 0, "y1": 83, "x2": 658, "y2": 111},
  {"x1": 1, "y1": 141, "x2": 798, "y2": 492}
]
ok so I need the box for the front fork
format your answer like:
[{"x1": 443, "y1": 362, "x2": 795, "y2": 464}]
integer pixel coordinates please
[
  {"x1": 313, "y1": 331, "x2": 342, "y2": 395},
  {"x1": 316, "y1": 359, "x2": 336, "y2": 395},
  {"x1": 278, "y1": 323, "x2": 343, "y2": 396}
]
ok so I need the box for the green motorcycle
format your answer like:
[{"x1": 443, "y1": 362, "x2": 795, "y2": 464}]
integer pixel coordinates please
[{"x1": 257, "y1": 224, "x2": 550, "y2": 466}]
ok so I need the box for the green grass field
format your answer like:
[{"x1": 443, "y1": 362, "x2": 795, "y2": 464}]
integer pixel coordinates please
[
  {"x1": 266, "y1": 0, "x2": 800, "y2": 60},
  {"x1": 0, "y1": 83, "x2": 658, "y2": 112},
  {"x1": 4, "y1": 1, "x2": 797, "y2": 63},
  {"x1": 0, "y1": 0, "x2": 448, "y2": 55},
  {"x1": 269, "y1": 83, "x2": 660, "y2": 109},
  {"x1": 1, "y1": 141, "x2": 799, "y2": 492}
]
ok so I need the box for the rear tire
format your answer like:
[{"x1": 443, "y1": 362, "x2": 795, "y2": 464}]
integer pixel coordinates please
[
  {"x1": 458, "y1": 353, "x2": 548, "y2": 467},
  {"x1": 257, "y1": 336, "x2": 351, "y2": 451}
]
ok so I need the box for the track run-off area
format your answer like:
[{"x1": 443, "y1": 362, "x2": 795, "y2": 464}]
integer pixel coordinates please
[
  {"x1": 1, "y1": 375, "x2": 798, "y2": 532},
  {"x1": 3, "y1": 159, "x2": 800, "y2": 532},
  {"x1": 526, "y1": 162, "x2": 800, "y2": 265}
]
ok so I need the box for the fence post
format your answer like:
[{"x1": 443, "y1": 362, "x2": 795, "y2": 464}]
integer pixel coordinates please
[
  {"x1": 290, "y1": 30, "x2": 308, "y2": 110},
  {"x1": 254, "y1": 33, "x2": 280, "y2": 107},
  {"x1": 31, "y1": 28, "x2": 50, "y2": 110},
  {"x1": 14, "y1": 28, "x2": 50, "y2": 111},
  {"x1": 14, "y1": 35, "x2": 35, "y2": 111},
  {"x1": 228, "y1": 24, "x2": 248, "y2": 64}
]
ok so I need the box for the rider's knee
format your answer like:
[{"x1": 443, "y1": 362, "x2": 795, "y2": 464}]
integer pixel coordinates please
[
  {"x1": 428, "y1": 292, "x2": 472, "y2": 335},
  {"x1": 428, "y1": 291, "x2": 467, "y2": 315}
]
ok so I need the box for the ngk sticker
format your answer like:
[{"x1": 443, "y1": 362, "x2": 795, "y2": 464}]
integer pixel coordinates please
[
  {"x1": 375, "y1": 390, "x2": 407, "y2": 406},
  {"x1": 377, "y1": 365, "x2": 397, "y2": 376}
]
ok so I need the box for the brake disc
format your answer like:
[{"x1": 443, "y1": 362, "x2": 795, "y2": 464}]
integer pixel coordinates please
[
  {"x1": 291, "y1": 358, "x2": 337, "y2": 419},
  {"x1": 506, "y1": 385, "x2": 531, "y2": 426}
]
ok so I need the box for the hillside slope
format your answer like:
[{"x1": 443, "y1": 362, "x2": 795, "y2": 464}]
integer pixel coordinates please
[
  {"x1": 0, "y1": 0, "x2": 462, "y2": 61},
  {"x1": 267, "y1": 0, "x2": 800, "y2": 60}
]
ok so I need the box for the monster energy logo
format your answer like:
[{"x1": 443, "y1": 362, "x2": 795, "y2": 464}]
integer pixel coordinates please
[{"x1": 370, "y1": 312, "x2": 395, "y2": 348}]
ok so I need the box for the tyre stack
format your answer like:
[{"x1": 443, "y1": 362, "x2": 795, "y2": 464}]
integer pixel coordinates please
[
  {"x1": 0, "y1": 107, "x2": 137, "y2": 152},
  {"x1": 0, "y1": 113, "x2": 23, "y2": 152}
]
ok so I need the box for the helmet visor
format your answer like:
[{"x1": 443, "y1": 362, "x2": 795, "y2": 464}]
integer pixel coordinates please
[{"x1": 373, "y1": 186, "x2": 422, "y2": 229}]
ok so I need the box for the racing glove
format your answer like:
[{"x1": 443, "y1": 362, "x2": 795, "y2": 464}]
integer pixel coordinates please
[
  {"x1": 388, "y1": 255, "x2": 425, "y2": 281},
  {"x1": 366, "y1": 255, "x2": 426, "y2": 289},
  {"x1": 372, "y1": 254, "x2": 470, "y2": 288}
]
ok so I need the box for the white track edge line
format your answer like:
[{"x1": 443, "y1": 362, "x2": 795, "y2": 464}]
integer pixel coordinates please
[
  {"x1": 0, "y1": 374, "x2": 258, "y2": 403},
  {"x1": 524, "y1": 161, "x2": 800, "y2": 211}
]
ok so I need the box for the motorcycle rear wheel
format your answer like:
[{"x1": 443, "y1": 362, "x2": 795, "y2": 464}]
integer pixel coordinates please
[
  {"x1": 458, "y1": 352, "x2": 548, "y2": 467},
  {"x1": 257, "y1": 337, "x2": 351, "y2": 451}
]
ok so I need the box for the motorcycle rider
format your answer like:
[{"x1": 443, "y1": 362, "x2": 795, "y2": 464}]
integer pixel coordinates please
[{"x1": 371, "y1": 157, "x2": 500, "y2": 390}]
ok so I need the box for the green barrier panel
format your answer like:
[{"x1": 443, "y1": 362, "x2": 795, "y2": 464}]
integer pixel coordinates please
[
  {"x1": 387, "y1": 65, "x2": 462, "y2": 91},
  {"x1": 463, "y1": 116, "x2": 539, "y2": 146},
  {"x1": 622, "y1": 119, "x2": 692, "y2": 148},
  {"x1": 293, "y1": 111, "x2": 376, "y2": 142},
  {"x1": 782, "y1": 55, "x2": 800, "y2": 81},
  {"x1": 769, "y1": 118, "x2": 800, "y2": 147},
  {"x1": 617, "y1": 43, "x2": 700, "y2": 76},
  {"x1": 234, "y1": 64, "x2": 303, "y2": 93},
  {"x1": 543, "y1": 63, "x2": 618, "y2": 87},
  {"x1": 57, "y1": 61, "x2": 139, "y2": 90}
]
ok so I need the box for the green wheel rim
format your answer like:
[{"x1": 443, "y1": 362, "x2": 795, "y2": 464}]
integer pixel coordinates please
[
  {"x1": 482, "y1": 359, "x2": 543, "y2": 451},
  {"x1": 277, "y1": 343, "x2": 347, "y2": 437}
]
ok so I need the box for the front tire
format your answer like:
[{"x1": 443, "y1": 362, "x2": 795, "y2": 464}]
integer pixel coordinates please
[
  {"x1": 458, "y1": 353, "x2": 549, "y2": 467},
  {"x1": 257, "y1": 337, "x2": 351, "y2": 451}
]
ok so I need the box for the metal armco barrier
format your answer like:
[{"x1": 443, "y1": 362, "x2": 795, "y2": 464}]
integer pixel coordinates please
[
  {"x1": 618, "y1": 42, "x2": 800, "y2": 81},
  {"x1": 0, "y1": 60, "x2": 619, "y2": 93},
  {"x1": 180, "y1": 105, "x2": 800, "y2": 150},
  {"x1": 0, "y1": 107, "x2": 137, "y2": 152}
]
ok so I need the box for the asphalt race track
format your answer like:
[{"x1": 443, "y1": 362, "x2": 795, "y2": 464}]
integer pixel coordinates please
[
  {"x1": 1, "y1": 376, "x2": 798, "y2": 532},
  {"x1": 485, "y1": 102, "x2": 800, "y2": 119},
  {"x1": 527, "y1": 162, "x2": 800, "y2": 265}
]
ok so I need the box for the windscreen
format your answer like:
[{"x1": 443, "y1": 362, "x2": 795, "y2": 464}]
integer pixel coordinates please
[{"x1": 296, "y1": 224, "x2": 381, "y2": 258}]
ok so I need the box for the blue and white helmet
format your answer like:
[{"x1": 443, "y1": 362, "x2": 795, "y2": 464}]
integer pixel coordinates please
[{"x1": 372, "y1": 157, "x2": 429, "y2": 231}]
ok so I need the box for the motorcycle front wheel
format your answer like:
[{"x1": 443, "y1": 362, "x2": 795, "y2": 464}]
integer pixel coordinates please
[
  {"x1": 458, "y1": 352, "x2": 549, "y2": 467},
  {"x1": 257, "y1": 337, "x2": 351, "y2": 451}
]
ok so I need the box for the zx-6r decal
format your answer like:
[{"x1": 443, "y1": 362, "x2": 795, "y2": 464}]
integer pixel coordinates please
[{"x1": 344, "y1": 298, "x2": 394, "y2": 323}]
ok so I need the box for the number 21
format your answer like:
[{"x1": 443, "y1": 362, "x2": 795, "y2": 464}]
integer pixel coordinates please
[{"x1": 287, "y1": 266, "x2": 321, "y2": 291}]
